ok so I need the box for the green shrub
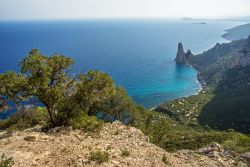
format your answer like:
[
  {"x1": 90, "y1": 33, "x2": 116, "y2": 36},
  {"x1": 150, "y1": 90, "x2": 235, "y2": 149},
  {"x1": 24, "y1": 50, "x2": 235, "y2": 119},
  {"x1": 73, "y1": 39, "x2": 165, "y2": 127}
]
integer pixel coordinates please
[
  {"x1": 0, "y1": 120, "x2": 8, "y2": 130},
  {"x1": 69, "y1": 113, "x2": 103, "y2": 132},
  {"x1": 89, "y1": 150, "x2": 109, "y2": 163},
  {"x1": 0, "y1": 131, "x2": 12, "y2": 140},
  {"x1": 0, "y1": 154, "x2": 14, "y2": 167},
  {"x1": 113, "y1": 129, "x2": 120, "y2": 135},
  {"x1": 121, "y1": 149, "x2": 130, "y2": 157},
  {"x1": 162, "y1": 154, "x2": 171, "y2": 165},
  {"x1": 0, "y1": 106, "x2": 48, "y2": 131},
  {"x1": 221, "y1": 132, "x2": 250, "y2": 153}
]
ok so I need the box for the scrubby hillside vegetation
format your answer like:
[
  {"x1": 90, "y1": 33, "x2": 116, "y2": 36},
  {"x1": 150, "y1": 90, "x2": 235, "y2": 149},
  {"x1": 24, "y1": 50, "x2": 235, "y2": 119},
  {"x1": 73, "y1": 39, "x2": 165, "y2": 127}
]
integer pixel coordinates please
[
  {"x1": 157, "y1": 35, "x2": 250, "y2": 134},
  {"x1": 1, "y1": 49, "x2": 250, "y2": 166}
]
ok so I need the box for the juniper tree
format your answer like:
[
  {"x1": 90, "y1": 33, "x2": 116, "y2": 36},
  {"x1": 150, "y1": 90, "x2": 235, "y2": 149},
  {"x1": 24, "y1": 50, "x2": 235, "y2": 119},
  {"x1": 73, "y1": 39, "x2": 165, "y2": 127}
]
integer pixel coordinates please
[
  {"x1": 74, "y1": 70, "x2": 116, "y2": 115},
  {"x1": 0, "y1": 49, "x2": 137, "y2": 125},
  {"x1": 0, "y1": 49, "x2": 75, "y2": 125}
]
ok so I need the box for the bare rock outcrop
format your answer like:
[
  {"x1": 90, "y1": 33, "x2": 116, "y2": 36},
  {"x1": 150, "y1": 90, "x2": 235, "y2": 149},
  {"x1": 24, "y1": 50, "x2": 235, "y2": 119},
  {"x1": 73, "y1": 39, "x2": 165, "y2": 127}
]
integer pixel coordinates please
[
  {"x1": 0, "y1": 122, "x2": 248, "y2": 167},
  {"x1": 241, "y1": 152, "x2": 250, "y2": 162}
]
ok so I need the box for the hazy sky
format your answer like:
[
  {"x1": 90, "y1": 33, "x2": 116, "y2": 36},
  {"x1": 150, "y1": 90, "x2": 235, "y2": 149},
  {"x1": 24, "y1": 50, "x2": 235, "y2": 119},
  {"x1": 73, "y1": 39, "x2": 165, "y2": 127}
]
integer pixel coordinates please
[{"x1": 0, "y1": 0, "x2": 250, "y2": 20}]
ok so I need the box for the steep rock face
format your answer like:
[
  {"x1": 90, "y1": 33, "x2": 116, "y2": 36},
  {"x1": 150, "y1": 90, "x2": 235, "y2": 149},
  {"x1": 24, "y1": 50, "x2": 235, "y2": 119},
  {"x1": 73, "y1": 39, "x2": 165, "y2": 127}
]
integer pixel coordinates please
[
  {"x1": 175, "y1": 43, "x2": 193, "y2": 64},
  {"x1": 188, "y1": 36, "x2": 250, "y2": 86},
  {"x1": 175, "y1": 42, "x2": 187, "y2": 63},
  {"x1": 192, "y1": 35, "x2": 250, "y2": 71}
]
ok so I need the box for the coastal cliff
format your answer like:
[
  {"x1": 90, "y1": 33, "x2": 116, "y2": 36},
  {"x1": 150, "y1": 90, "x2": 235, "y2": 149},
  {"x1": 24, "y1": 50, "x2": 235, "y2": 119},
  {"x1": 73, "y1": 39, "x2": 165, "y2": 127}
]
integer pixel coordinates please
[
  {"x1": 176, "y1": 35, "x2": 250, "y2": 87},
  {"x1": 189, "y1": 35, "x2": 250, "y2": 86},
  {"x1": 159, "y1": 35, "x2": 250, "y2": 135}
]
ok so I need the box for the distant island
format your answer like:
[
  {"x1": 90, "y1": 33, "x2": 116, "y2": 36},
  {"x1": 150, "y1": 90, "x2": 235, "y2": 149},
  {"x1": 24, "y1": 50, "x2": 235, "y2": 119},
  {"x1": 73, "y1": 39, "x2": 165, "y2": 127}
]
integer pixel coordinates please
[
  {"x1": 192, "y1": 22, "x2": 207, "y2": 25},
  {"x1": 181, "y1": 18, "x2": 250, "y2": 41},
  {"x1": 182, "y1": 16, "x2": 250, "y2": 22},
  {"x1": 181, "y1": 17, "x2": 207, "y2": 25}
]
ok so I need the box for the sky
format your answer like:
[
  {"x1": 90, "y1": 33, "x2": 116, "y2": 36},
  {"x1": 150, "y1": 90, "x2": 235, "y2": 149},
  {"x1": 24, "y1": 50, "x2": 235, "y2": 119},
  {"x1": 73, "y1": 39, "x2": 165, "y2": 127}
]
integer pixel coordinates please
[{"x1": 0, "y1": 0, "x2": 250, "y2": 20}]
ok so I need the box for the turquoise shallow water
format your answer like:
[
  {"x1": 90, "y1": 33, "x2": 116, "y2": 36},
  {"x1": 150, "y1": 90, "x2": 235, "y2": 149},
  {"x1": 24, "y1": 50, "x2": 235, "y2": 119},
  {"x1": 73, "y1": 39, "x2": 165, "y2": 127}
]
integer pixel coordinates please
[{"x1": 0, "y1": 19, "x2": 241, "y2": 113}]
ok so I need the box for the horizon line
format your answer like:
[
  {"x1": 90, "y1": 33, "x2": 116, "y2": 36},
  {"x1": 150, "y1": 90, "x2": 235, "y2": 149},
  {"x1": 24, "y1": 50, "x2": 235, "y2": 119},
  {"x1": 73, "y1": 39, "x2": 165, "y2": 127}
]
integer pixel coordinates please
[{"x1": 0, "y1": 15, "x2": 250, "y2": 22}]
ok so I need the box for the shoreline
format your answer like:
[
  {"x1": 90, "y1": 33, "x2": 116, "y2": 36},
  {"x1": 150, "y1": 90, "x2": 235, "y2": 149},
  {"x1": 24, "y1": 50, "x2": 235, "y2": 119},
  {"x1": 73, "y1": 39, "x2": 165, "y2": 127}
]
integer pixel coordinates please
[
  {"x1": 148, "y1": 62, "x2": 205, "y2": 111},
  {"x1": 148, "y1": 72, "x2": 204, "y2": 111}
]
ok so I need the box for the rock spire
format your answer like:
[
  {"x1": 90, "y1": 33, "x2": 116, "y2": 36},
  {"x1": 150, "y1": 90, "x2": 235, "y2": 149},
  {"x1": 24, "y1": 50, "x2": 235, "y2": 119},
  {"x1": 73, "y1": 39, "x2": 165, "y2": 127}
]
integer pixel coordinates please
[{"x1": 175, "y1": 42, "x2": 193, "y2": 64}]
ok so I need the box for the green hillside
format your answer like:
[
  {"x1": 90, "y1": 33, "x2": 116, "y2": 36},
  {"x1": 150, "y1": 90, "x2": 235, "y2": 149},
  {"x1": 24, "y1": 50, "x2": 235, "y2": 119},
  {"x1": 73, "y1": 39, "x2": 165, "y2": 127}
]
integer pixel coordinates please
[{"x1": 157, "y1": 35, "x2": 250, "y2": 134}]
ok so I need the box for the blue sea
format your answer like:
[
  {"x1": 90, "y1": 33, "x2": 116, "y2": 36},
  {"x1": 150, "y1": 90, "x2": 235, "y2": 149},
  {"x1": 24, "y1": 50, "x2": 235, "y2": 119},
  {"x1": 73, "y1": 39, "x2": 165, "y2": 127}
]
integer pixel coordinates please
[{"x1": 0, "y1": 19, "x2": 241, "y2": 114}]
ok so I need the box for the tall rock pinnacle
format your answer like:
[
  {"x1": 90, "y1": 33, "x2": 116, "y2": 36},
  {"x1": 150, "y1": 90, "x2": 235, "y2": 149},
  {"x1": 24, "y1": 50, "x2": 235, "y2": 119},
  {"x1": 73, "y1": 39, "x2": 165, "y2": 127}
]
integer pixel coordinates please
[
  {"x1": 175, "y1": 42, "x2": 192, "y2": 64},
  {"x1": 176, "y1": 42, "x2": 187, "y2": 63}
]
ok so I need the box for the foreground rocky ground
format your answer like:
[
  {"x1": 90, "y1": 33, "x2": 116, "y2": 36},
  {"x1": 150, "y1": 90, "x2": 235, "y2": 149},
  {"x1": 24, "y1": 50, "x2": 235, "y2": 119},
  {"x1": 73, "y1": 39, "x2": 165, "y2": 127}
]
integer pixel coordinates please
[{"x1": 0, "y1": 121, "x2": 249, "y2": 167}]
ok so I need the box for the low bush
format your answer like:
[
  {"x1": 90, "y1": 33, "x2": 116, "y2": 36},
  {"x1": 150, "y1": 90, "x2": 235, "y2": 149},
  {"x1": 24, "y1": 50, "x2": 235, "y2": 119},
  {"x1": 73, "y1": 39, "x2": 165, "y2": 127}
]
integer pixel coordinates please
[
  {"x1": 0, "y1": 154, "x2": 14, "y2": 167},
  {"x1": 121, "y1": 149, "x2": 130, "y2": 157},
  {"x1": 162, "y1": 154, "x2": 171, "y2": 165},
  {"x1": 69, "y1": 112, "x2": 103, "y2": 132},
  {"x1": 0, "y1": 106, "x2": 48, "y2": 131},
  {"x1": 89, "y1": 150, "x2": 109, "y2": 163}
]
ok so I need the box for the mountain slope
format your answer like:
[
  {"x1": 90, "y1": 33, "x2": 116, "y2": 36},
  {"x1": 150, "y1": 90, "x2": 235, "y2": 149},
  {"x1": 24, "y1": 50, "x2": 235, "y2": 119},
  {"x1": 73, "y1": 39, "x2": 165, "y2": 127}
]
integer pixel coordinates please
[
  {"x1": 157, "y1": 36, "x2": 250, "y2": 134},
  {"x1": 0, "y1": 122, "x2": 248, "y2": 167},
  {"x1": 189, "y1": 36, "x2": 250, "y2": 87}
]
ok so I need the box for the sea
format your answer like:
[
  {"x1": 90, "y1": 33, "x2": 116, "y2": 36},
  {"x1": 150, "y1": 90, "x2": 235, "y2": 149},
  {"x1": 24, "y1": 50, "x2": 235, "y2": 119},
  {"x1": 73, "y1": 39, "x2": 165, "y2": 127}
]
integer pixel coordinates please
[{"x1": 0, "y1": 19, "x2": 242, "y2": 118}]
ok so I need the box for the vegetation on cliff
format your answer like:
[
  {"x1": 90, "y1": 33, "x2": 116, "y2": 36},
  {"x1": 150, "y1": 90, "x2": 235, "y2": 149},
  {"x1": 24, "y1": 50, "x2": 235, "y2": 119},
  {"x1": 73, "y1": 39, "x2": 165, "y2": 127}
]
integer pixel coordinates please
[{"x1": 158, "y1": 35, "x2": 250, "y2": 134}]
